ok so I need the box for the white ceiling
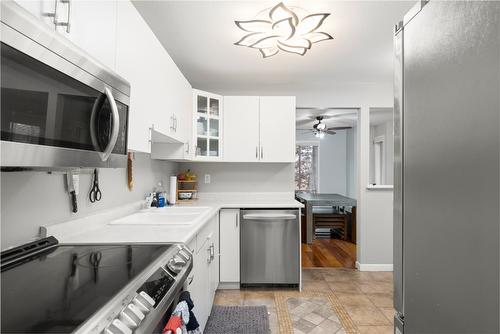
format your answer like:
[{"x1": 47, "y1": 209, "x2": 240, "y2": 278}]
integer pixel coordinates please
[{"x1": 133, "y1": 1, "x2": 413, "y2": 97}]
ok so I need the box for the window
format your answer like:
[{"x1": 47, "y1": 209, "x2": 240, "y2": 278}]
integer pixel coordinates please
[{"x1": 295, "y1": 144, "x2": 319, "y2": 191}]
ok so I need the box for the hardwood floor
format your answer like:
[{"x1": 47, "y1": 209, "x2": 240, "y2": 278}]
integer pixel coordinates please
[{"x1": 302, "y1": 238, "x2": 357, "y2": 268}]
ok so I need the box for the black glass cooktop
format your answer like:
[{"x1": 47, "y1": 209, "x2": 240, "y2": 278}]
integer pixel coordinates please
[{"x1": 1, "y1": 240, "x2": 172, "y2": 333}]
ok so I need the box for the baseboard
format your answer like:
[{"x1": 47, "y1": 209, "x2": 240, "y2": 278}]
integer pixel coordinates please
[
  {"x1": 355, "y1": 261, "x2": 393, "y2": 272},
  {"x1": 218, "y1": 282, "x2": 240, "y2": 290}
]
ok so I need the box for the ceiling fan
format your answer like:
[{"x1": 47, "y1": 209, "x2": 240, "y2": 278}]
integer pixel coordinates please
[{"x1": 297, "y1": 116, "x2": 352, "y2": 137}]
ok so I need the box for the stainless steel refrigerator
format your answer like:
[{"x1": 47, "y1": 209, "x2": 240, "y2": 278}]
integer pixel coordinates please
[{"x1": 394, "y1": 1, "x2": 500, "y2": 333}]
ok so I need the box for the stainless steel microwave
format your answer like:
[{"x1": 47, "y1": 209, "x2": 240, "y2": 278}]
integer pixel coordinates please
[{"x1": 0, "y1": 1, "x2": 130, "y2": 168}]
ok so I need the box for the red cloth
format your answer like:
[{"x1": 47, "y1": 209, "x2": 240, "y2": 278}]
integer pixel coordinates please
[{"x1": 162, "y1": 315, "x2": 182, "y2": 334}]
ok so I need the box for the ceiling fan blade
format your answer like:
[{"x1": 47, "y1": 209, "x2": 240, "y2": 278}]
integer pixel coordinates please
[
  {"x1": 327, "y1": 126, "x2": 352, "y2": 131},
  {"x1": 325, "y1": 130, "x2": 337, "y2": 135}
]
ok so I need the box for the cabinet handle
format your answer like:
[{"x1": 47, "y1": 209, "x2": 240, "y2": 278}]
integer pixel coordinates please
[
  {"x1": 210, "y1": 242, "x2": 215, "y2": 261},
  {"x1": 256, "y1": 146, "x2": 258, "y2": 159},
  {"x1": 186, "y1": 142, "x2": 190, "y2": 154},
  {"x1": 188, "y1": 275, "x2": 194, "y2": 285},
  {"x1": 43, "y1": 0, "x2": 58, "y2": 21},
  {"x1": 55, "y1": 0, "x2": 71, "y2": 33},
  {"x1": 235, "y1": 212, "x2": 239, "y2": 228},
  {"x1": 174, "y1": 116, "x2": 178, "y2": 131},
  {"x1": 261, "y1": 146, "x2": 263, "y2": 159}
]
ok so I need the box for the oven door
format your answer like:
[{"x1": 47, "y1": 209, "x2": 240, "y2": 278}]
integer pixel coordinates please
[{"x1": 0, "y1": 6, "x2": 129, "y2": 168}]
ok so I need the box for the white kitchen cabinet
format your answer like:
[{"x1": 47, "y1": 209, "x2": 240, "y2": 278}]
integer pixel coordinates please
[
  {"x1": 224, "y1": 96, "x2": 296, "y2": 162},
  {"x1": 187, "y1": 214, "x2": 219, "y2": 332},
  {"x1": 14, "y1": 0, "x2": 117, "y2": 70},
  {"x1": 13, "y1": 0, "x2": 58, "y2": 29},
  {"x1": 259, "y1": 96, "x2": 296, "y2": 162},
  {"x1": 219, "y1": 209, "x2": 240, "y2": 286},
  {"x1": 190, "y1": 236, "x2": 211, "y2": 333},
  {"x1": 208, "y1": 215, "x2": 220, "y2": 302},
  {"x1": 193, "y1": 90, "x2": 223, "y2": 160},
  {"x1": 56, "y1": 0, "x2": 117, "y2": 70},
  {"x1": 223, "y1": 97, "x2": 260, "y2": 162},
  {"x1": 115, "y1": 0, "x2": 192, "y2": 153}
]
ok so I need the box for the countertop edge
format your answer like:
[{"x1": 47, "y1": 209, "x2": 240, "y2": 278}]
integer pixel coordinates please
[{"x1": 47, "y1": 198, "x2": 303, "y2": 245}]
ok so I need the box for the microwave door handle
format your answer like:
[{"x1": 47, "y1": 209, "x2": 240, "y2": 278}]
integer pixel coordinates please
[
  {"x1": 101, "y1": 87, "x2": 120, "y2": 162},
  {"x1": 90, "y1": 87, "x2": 120, "y2": 162}
]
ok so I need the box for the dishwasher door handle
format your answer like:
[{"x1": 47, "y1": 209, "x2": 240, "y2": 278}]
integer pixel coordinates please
[{"x1": 242, "y1": 213, "x2": 297, "y2": 220}]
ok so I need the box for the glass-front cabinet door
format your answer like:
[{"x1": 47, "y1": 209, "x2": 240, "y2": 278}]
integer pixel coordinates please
[{"x1": 193, "y1": 90, "x2": 222, "y2": 159}]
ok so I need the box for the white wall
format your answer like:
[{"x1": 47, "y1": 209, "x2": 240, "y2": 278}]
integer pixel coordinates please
[
  {"x1": 346, "y1": 127, "x2": 358, "y2": 199},
  {"x1": 296, "y1": 130, "x2": 348, "y2": 195},
  {"x1": 1, "y1": 154, "x2": 178, "y2": 250},
  {"x1": 178, "y1": 162, "x2": 294, "y2": 193},
  {"x1": 358, "y1": 108, "x2": 394, "y2": 269}
]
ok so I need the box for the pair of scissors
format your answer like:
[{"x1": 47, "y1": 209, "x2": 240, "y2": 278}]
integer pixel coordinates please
[
  {"x1": 89, "y1": 251, "x2": 102, "y2": 283},
  {"x1": 89, "y1": 168, "x2": 102, "y2": 203}
]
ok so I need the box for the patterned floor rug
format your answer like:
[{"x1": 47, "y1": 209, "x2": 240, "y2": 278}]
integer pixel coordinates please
[
  {"x1": 204, "y1": 305, "x2": 270, "y2": 334},
  {"x1": 274, "y1": 290, "x2": 358, "y2": 334}
]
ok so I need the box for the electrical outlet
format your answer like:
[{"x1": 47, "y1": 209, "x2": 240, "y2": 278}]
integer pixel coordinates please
[{"x1": 204, "y1": 174, "x2": 211, "y2": 184}]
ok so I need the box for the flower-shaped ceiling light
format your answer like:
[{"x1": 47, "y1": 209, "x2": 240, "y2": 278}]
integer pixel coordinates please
[{"x1": 234, "y1": 2, "x2": 333, "y2": 58}]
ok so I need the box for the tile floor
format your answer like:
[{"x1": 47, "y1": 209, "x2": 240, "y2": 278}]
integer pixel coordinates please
[{"x1": 213, "y1": 268, "x2": 395, "y2": 334}]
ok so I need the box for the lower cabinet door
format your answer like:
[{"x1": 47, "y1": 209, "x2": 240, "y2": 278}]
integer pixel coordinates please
[
  {"x1": 219, "y1": 209, "x2": 240, "y2": 284},
  {"x1": 190, "y1": 238, "x2": 210, "y2": 332},
  {"x1": 209, "y1": 215, "x2": 220, "y2": 298}
]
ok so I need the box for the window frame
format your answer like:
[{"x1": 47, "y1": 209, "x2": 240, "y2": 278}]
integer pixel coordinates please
[{"x1": 295, "y1": 140, "x2": 320, "y2": 192}]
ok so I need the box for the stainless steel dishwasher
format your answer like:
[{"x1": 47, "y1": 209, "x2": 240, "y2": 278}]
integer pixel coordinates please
[{"x1": 240, "y1": 209, "x2": 300, "y2": 287}]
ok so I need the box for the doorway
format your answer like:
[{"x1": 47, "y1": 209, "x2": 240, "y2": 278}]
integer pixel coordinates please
[{"x1": 295, "y1": 107, "x2": 359, "y2": 268}]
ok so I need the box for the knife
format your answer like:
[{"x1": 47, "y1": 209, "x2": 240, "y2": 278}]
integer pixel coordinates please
[{"x1": 67, "y1": 171, "x2": 78, "y2": 213}]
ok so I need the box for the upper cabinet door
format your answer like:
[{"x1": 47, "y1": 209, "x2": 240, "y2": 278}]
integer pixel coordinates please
[
  {"x1": 259, "y1": 96, "x2": 296, "y2": 162},
  {"x1": 13, "y1": 0, "x2": 58, "y2": 28},
  {"x1": 193, "y1": 90, "x2": 223, "y2": 160},
  {"x1": 13, "y1": 0, "x2": 117, "y2": 69},
  {"x1": 223, "y1": 96, "x2": 260, "y2": 162},
  {"x1": 57, "y1": 0, "x2": 117, "y2": 70},
  {"x1": 115, "y1": 0, "x2": 156, "y2": 153},
  {"x1": 116, "y1": 1, "x2": 191, "y2": 153}
]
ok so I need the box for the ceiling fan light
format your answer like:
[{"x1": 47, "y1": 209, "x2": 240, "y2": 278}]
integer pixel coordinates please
[{"x1": 317, "y1": 122, "x2": 326, "y2": 130}]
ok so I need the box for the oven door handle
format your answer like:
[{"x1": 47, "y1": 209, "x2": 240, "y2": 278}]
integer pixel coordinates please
[{"x1": 90, "y1": 87, "x2": 120, "y2": 162}]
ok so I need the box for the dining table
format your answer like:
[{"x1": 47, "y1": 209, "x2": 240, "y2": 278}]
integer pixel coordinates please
[{"x1": 295, "y1": 192, "x2": 357, "y2": 244}]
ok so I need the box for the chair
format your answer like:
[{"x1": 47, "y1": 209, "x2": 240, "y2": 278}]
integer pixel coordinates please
[{"x1": 312, "y1": 206, "x2": 348, "y2": 240}]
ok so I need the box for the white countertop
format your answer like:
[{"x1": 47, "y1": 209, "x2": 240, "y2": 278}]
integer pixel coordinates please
[{"x1": 42, "y1": 193, "x2": 302, "y2": 245}]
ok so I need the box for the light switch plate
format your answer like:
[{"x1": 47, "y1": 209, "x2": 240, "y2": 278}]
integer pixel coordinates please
[{"x1": 204, "y1": 174, "x2": 211, "y2": 184}]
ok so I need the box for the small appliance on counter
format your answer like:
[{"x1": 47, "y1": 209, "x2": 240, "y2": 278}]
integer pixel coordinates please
[{"x1": 1, "y1": 237, "x2": 193, "y2": 334}]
